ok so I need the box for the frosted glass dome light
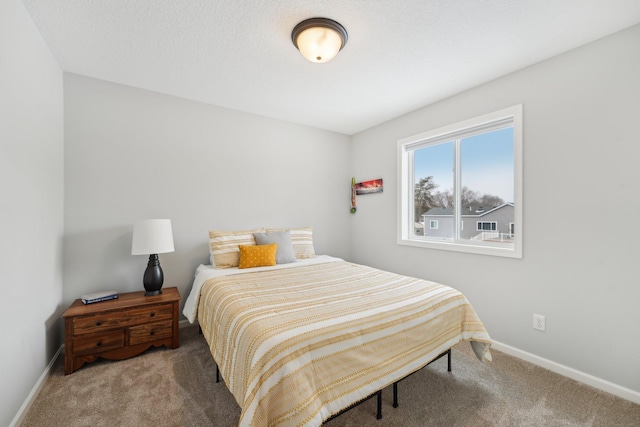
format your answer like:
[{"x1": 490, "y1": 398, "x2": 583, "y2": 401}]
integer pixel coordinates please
[{"x1": 292, "y1": 18, "x2": 348, "y2": 63}]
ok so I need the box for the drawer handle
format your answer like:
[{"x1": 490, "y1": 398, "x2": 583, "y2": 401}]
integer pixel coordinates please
[
  {"x1": 150, "y1": 312, "x2": 155, "y2": 317},
  {"x1": 96, "y1": 341, "x2": 103, "y2": 347},
  {"x1": 96, "y1": 321, "x2": 103, "y2": 326},
  {"x1": 150, "y1": 331, "x2": 155, "y2": 336}
]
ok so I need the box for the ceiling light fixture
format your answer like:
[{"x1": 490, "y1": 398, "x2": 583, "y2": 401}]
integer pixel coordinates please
[{"x1": 291, "y1": 18, "x2": 348, "y2": 63}]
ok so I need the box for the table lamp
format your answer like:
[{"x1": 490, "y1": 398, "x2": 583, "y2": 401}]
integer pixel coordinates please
[{"x1": 131, "y1": 219, "x2": 174, "y2": 296}]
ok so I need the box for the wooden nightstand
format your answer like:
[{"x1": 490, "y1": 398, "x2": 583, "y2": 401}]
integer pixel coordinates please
[{"x1": 62, "y1": 287, "x2": 180, "y2": 374}]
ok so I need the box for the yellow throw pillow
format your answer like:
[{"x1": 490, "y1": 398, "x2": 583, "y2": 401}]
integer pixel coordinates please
[{"x1": 238, "y1": 244, "x2": 278, "y2": 269}]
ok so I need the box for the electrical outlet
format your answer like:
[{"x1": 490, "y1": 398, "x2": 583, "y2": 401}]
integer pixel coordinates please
[{"x1": 533, "y1": 314, "x2": 546, "y2": 332}]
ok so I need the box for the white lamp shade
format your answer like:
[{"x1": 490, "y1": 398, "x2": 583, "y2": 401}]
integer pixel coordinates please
[
  {"x1": 131, "y1": 219, "x2": 175, "y2": 255},
  {"x1": 295, "y1": 26, "x2": 343, "y2": 63}
]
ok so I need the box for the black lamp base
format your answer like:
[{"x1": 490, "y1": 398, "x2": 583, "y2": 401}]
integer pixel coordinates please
[{"x1": 143, "y1": 254, "x2": 164, "y2": 296}]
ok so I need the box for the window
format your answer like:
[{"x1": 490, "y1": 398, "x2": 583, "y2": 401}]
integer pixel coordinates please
[
  {"x1": 477, "y1": 222, "x2": 497, "y2": 231},
  {"x1": 397, "y1": 105, "x2": 522, "y2": 258}
]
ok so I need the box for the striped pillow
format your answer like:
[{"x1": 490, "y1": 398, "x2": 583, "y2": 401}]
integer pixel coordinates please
[
  {"x1": 209, "y1": 228, "x2": 265, "y2": 268},
  {"x1": 266, "y1": 226, "x2": 315, "y2": 259}
]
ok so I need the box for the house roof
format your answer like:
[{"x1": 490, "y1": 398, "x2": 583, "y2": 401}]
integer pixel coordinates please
[
  {"x1": 422, "y1": 203, "x2": 514, "y2": 218},
  {"x1": 21, "y1": 1, "x2": 640, "y2": 135}
]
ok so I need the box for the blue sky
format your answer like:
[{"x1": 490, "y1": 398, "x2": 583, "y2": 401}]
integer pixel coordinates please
[{"x1": 414, "y1": 127, "x2": 514, "y2": 202}]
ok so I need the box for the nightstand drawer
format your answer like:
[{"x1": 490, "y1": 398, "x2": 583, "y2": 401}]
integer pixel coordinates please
[
  {"x1": 122, "y1": 304, "x2": 174, "y2": 326},
  {"x1": 74, "y1": 331, "x2": 125, "y2": 356},
  {"x1": 129, "y1": 320, "x2": 173, "y2": 345},
  {"x1": 73, "y1": 304, "x2": 174, "y2": 334}
]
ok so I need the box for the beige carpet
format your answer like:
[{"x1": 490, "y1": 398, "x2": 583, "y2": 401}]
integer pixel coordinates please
[{"x1": 21, "y1": 326, "x2": 640, "y2": 426}]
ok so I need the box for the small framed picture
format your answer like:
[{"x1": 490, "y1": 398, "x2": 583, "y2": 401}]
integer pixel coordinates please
[{"x1": 356, "y1": 179, "x2": 383, "y2": 195}]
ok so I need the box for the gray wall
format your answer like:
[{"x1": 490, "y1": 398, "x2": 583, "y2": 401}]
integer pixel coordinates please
[
  {"x1": 0, "y1": 1, "x2": 64, "y2": 426},
  {"x1": 63, "y1": 74, "x2": 351, "y2": 312},
  {"x1": 349, "y1": 24, "x2": 640, "y2": 394},
  {"x1": 424, "y1": 217, "x2": 454, "y2": 239}
]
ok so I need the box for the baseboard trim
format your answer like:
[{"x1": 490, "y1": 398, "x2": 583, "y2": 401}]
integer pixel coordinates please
[
  {"x1": 491, "y1": 340, "x2": 640, "y2": 405},
  {"x1": 9, "y1": 344, "x2": 64, "y2": 427}
]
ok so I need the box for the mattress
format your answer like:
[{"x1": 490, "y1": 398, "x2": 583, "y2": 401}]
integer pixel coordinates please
[{"x1": 186, "y1": 256, "x2": 491, "y2": 426}]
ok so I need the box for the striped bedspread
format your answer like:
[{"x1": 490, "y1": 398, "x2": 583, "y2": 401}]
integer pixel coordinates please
[{"x1": 197, "y1": 259, "x2": 491, "y2": 427}]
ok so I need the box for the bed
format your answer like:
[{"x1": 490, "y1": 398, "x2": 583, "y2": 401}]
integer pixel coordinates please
[{"x1": 183, "y1": 229, "x2": 491, "y2": 427}]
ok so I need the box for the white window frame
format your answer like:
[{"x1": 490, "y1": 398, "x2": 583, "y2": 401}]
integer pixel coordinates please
[
  {"x1": 429, "y1": 220, "x2": 439, "y2": 229},
  {"x1": 397, "y1": 105, "x2": 523, "y2": 258}
]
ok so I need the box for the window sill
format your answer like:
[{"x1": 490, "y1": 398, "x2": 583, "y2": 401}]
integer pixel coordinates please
[{"x1": 398, "y1": 237, "x2": 522, "y2": 259}]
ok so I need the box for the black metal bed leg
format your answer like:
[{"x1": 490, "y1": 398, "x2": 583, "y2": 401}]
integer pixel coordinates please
[
  {"x1": 216, "y1": 365, "x2": 220, "y2": 383},
  {"x1": 376, "y1": 390, "x2": 382, "y2": 419},
  {"x1": 392, "y1": 382, "x2": 398, "y2": 408},
  {"x1": 390, "y1": 348, "x2": 450, "y2": 412}
]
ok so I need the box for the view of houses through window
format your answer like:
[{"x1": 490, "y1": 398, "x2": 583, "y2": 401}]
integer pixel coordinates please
[
  {"x1": 399, "y1": 105, "x2": 522, "y2": 258},
  {"x1": 399, "y1": 105, "x2": 522, "y2": 257},
  {"x1": 413, "y1": 126, "x2": 515, "y2": 246}
]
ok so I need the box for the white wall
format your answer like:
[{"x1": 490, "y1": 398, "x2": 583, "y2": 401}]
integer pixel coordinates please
[
  {"x1": 63, "y1": 74, "x2": 351, "y2": 311},
  {"x1": 0, "y1": 1, "x2": 64, "y2": 426},
  {"x1": 349, "y1": 24, "x2": 640, "y2": 395}
]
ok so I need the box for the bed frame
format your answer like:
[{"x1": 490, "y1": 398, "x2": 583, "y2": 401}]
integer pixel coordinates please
[
  {"x1": 392, "y1": 349, "x2": 452, "y2": 410},
  {"x1": 202, "y1": 327, "x2": 452, "y2": 423}
]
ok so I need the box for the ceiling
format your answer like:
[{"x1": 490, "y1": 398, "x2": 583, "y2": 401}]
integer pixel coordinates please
[{"x1": 22, "y1": 0, "x2": 640, "y2": 135}]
